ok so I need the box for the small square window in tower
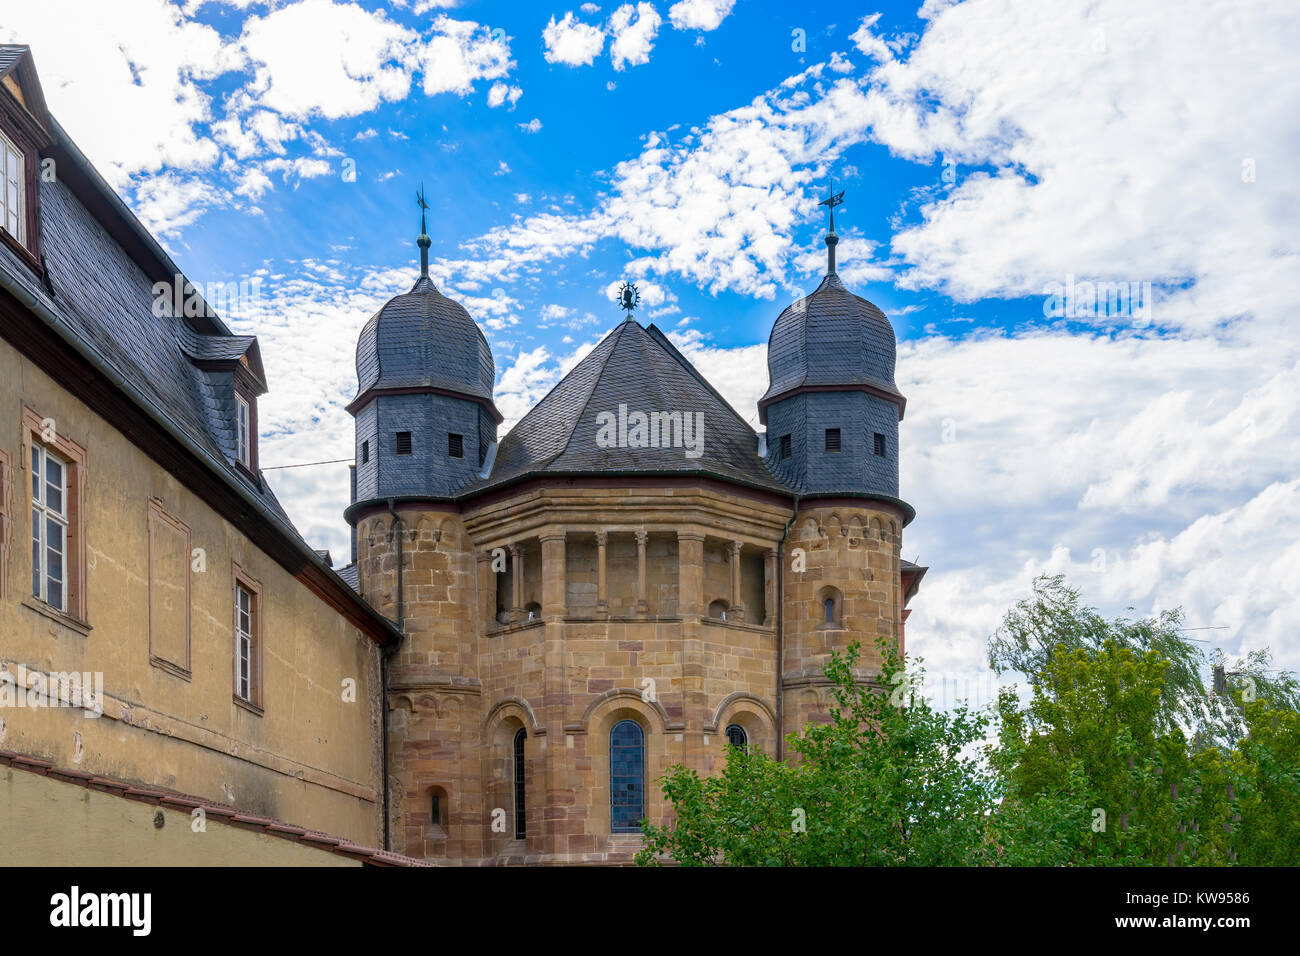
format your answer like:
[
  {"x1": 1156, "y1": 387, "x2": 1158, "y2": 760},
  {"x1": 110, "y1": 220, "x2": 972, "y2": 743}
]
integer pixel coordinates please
[
  {"x1": 361, "y1": 440, "x2": 369, "y2": 464},
  {"x1": 448, "y1": 433, "x2": 464, "y2": 459},
  {"x1": 779, "y1": 434, "x2": 792, "y2": 460},
  {"x1": 825, "y1": 428, "x2": 841, "y2": 453},
  {"x1": 395, "y1": 431, "x2": 412, "y2": 455},
  {"x1": 873, "y1": 432, "x2": 886, "y2": 457}
]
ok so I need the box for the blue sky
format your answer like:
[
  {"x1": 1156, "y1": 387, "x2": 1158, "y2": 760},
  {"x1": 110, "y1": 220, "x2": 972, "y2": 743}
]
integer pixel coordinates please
[{"x1": 4, "y1": 0, "x2": 1298, "y2": 701}]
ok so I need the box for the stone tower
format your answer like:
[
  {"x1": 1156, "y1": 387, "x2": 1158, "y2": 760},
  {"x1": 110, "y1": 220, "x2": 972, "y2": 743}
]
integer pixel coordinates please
[
  {"x1": 761, "y1": 209, "x2": 924, "y2": 738},
  {"x1": 346, "y1": 219, "x2": 501, "y2": 858}
]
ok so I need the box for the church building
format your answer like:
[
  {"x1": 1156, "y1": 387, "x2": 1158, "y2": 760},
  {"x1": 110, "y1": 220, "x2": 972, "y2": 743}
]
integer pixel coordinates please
[{"x1": 343, "y1": 192, "x2": 925, "y2": 863}]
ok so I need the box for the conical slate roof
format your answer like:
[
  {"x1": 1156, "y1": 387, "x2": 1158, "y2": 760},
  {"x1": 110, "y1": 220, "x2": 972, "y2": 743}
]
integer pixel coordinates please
[
  {"x1": 471, "y1": 320, "x2": 789, "y2": 494},
  {"x1": 760, "y1": 272, "x2": 902, "y2": 407},
  {"x1": 354, "y1": 275, "x2": 494, "y2": 402}
]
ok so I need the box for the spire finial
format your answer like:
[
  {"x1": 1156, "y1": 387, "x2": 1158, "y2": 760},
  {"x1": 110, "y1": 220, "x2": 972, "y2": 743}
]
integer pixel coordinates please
[
  {"x1": 415, "y1": 184, "x2": 431, "y2": 278},
  {"x1": 615, "y1": 280, "x2": 640, "y2": 322},
  {"x1": 818, "y1": 179, "x2": 845, "y2": 275}
]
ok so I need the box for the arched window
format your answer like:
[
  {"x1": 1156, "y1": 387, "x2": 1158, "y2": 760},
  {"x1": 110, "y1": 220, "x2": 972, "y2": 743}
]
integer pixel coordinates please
[
  {"x1": 725, "y1": 723, "x2": 748, "y2": 750},
  {"x1": 513, "y1": 728, "x2": 527, "y2": 840},
  {"x1": 610, "y1": 719, "x2": 645, "y2": 833},
  {"x1": 819, "y1": 587, "x2": 842, "y2": 627},
  {"x1": 708, "y1": 599, "x2": 729, "y2": 620}
]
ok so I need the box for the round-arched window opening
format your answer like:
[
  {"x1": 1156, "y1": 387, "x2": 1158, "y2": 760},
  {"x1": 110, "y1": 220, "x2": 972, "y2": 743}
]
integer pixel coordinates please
[
  {"x1": 725, "y1": 723, "x2": 748, "y2": 750},
  {"x1": 708, "y1": 599, "x2": 729, "y2": 620},
  {"x1": 513, "y1": 728, "x2": 527, "y2": 840},
  {"x1": 818, "y1": 587, "x2": 843, "y2": 627},
  {"x1": 610, "y1": 719, "x2": 645, "y2": 833},
  {"x1": 525, "y1": 601, "x2": 541, "y2": 622}
]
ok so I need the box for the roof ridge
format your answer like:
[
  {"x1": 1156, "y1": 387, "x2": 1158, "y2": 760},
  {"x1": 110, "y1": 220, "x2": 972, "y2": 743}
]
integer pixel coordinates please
[
  {"x1": 509, "y1": 321, "x2": 629, "y2": 474},
  {"x1": 642, "y1": 323, "x2": 759, "y2": 436}
]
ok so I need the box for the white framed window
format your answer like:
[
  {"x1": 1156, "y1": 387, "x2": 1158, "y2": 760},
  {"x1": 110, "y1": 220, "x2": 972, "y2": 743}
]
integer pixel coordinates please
[
  {"x1": 235, "y1": 582, "x2": 253, "y2": 701},
  {"x1": 1, "y1": 129, "x2": 23, "y2": 245},
  {"x1": 31, "y1": 443, "x2": 67, "y2": 611},
  {"x1": 235, "y1": 393, "x2": 250, "y2": 467}
]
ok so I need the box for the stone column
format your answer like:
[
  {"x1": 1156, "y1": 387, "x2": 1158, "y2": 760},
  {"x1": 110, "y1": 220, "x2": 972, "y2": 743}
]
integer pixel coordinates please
[
  {"x1": 728, "y1": 539, "x2": 746, "y2": 623},
  {"x1": 540, "y1": 531, "x2": 566, "y2": 620},
  {"x1": 595, "y1": 530, "x2": 609, "y2": 615},
  {"x1": 510, "y1": 542, "x2": 524, "y2": 623},
  {"x1": 477, "y1": 549, "x2": 494, "y2": 630},
  {"x1": 635, "y1": 529, "x2": 649, "y2": 615},
  {"x1": 763, "y1": 548, "x2": 777, "y2": 627},
  {"x1": 676, "y1": 531, "x2": 704, "y2": 619}
]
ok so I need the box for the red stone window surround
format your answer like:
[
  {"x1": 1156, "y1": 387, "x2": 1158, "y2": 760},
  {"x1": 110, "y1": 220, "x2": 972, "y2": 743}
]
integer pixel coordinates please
[
  {"x1": 20, "y1": 407, "x2": 88, "y2": 633},
  {"x1": 232, "y1": 561, "x2": 264, "y2": 715}
]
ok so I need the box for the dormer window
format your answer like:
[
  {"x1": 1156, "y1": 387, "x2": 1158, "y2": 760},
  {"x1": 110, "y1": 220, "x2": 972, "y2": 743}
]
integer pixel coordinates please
[
  {"x1": 1, "y1": 128, "x2": 23, "y2": 245},
  {"x1": 235, "y1": 393, "x2": 251, "y2": 468}
]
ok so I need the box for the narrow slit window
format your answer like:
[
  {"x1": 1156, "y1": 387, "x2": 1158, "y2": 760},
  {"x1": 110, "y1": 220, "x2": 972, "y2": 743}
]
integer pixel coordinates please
[
  {"x1": 395, "y1": 431, "x2": 412, "y2": 455},
  {"x1": 513, "y1": 728, "x2": 527, "y2": 839},
  {"x1": 448, "y1": 433, "x2": 464, "y2": 459},
  {"x1": 361, "y1": 440, "x2": 369, "y2": 464},
  {"x1": 825, "y1": 428, "x2": 841, "y2": 452}
]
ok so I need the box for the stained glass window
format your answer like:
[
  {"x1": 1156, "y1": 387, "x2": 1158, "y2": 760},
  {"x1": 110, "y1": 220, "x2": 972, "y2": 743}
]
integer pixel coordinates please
[{"x1": 610, "y1": 719, "x2": 644, "y2": 833}]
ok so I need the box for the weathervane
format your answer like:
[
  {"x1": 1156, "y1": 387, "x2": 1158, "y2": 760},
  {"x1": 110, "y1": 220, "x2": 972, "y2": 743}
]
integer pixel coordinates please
[
  {"x1": 819, "y1": 179, "x2": 845, "y2": 274},
  {"x1": 415, "y1": 183, "x2": 431, "y2": 277},
  {"x1": 616, "y1": 280, "x2": 640, "y2": 321}
]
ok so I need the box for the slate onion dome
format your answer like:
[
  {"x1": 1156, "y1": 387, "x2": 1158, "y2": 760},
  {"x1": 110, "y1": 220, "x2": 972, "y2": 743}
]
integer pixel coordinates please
[
  {"x1": 353, "y1": 203, "x2": 495, "y2": 406},
  {"x1": 758, "y1": 186, "x2": 910, "y2": 509},
  {"x1": 347, "y1": 188, "x2": 502, "y2": 507}
]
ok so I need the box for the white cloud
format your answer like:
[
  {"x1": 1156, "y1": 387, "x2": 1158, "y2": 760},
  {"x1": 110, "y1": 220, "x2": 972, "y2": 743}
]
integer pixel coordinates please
[
  {"x1": 518, "y1": 117, "x2": 543, "y2": 133},
  {"x1": 416, "y1": 14, "x2": 515, "y2": 96},
  {"x1": 236, "y1": 0, "x2": 414, "y2": 120},
  {"x1": 609, "y1": 2, "x2": 661, "y2": 71},
  {"x1": 542, "y1": 11, "x2": 606, "y2": 67},
  {"x1": 667, "y1": 0, "x2": 735, "y2": 32},
  {"x1": 487, "y1": 82, "x2": 522, "y2": 107}
]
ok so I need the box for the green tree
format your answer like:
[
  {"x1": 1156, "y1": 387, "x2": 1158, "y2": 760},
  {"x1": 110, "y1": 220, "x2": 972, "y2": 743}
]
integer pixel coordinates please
[
  {"x1": 637, "y1": 637, "x2": 998, "y2": 866},
  {"x1": 990, "y1": 641, "x2": 1238, "y2": 866}
]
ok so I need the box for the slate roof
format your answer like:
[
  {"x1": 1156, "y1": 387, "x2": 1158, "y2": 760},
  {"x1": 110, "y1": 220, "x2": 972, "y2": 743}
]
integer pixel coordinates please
[
  {"x1": 469, "y1": 319, "x2": 790, "y2": 494},
  {"x1": 354, "y1": 274, "x2": 494, "y2": 403},
  {"x1": 0, "y1": 105, "x2": 375, "y2": 625},
  {"x1": 761, "y1": 272, "x2": 903, "y2": 405}
]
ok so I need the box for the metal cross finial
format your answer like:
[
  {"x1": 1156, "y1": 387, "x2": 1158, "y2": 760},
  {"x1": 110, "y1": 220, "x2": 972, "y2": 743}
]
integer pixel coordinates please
[{"x1": 819, "y1": 179, "x2": 845, "y2": 234}]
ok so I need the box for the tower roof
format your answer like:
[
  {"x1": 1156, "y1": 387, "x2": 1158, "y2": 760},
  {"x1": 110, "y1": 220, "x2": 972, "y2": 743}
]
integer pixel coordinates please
[
  {"x1": 470, "y1": 320, "x2": 790, "y2": 495},
  {"x1": 353, "y1": 274, "x2": 496, "y2": 406},
  {"x1": 759, "y1": 272, "x2": 904, "y2": 418}
]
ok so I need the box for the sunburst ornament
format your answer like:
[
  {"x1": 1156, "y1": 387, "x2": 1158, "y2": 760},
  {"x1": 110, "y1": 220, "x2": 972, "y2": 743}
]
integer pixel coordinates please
[{"x1": 616, "y1": 280, "x2": 640, "y2": 321}]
